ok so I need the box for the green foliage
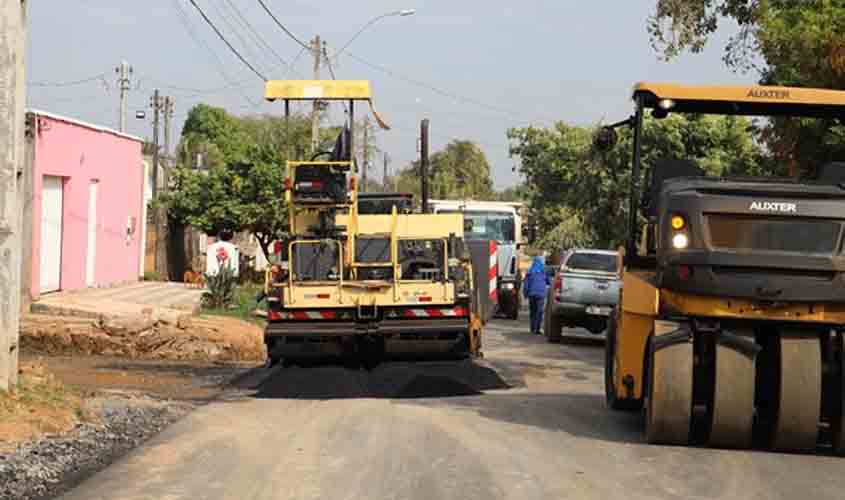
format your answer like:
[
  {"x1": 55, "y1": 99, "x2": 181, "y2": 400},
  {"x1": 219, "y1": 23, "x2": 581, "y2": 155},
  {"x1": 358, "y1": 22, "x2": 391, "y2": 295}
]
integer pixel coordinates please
[
  {"x1": 493, "y1": 185, "x2": 527, "y2": 202},
  {"x1": 202, "y1": 265, "x2": 238, "y2": 310},
  {"x1": 509, "y1": 114, "x2": 763, "y2": 249},
  {"x1": 648, "y1": 0, "x2": 845, "y2": 175},
  {"x1": 536, "y1": 208, "x2": 590, "y2": 253},
  {"x1": 166, "y1": 104, "x2": 327, "y2": 258},
  {"x1": 394, "y1": 140, "x2": 495, "y2": 200},
  {"x1": 203, "y1": 282, "x2": 265, "y2": 323}
]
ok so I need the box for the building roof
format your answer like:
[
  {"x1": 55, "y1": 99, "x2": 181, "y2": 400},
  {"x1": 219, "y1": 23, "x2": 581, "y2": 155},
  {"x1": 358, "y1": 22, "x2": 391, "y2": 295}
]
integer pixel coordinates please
[{"x1": 27, "y1": 108, "x2": 145, "y2": 143}]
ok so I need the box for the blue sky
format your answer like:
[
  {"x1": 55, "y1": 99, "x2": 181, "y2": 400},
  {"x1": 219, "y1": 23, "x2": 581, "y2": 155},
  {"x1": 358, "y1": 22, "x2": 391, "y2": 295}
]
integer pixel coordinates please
[{"x1": 26, "y1": 1, "x2": 752, "y2": 189}]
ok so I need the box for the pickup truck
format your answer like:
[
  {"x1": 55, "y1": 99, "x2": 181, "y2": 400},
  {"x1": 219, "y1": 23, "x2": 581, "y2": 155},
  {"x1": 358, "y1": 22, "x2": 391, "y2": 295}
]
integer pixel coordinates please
[{"x1": 544, "y1": 249, "x2": 621, "y2": 342}]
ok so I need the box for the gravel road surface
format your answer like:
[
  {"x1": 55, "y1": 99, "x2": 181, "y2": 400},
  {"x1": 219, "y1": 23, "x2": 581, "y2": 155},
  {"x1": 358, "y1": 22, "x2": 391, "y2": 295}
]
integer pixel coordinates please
[{"x1": 58, "y1": 319, "x2": 845, "y2": 500}]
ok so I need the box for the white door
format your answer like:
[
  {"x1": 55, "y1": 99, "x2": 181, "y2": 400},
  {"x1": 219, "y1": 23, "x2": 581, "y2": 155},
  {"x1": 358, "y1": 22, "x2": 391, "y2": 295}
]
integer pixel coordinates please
[
  {"x1": 40, "y1": 176, "x2": 63, "y2": 293},
  {"x1": 86, "y1": 181, "x2": 98, "y2": 286}
]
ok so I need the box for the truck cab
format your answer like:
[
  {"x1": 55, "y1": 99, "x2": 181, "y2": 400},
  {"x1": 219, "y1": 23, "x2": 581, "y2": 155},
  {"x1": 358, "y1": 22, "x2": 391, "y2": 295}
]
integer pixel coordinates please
[{"x1": 429, "y1": 200, "x2": 524, "y2": 319}]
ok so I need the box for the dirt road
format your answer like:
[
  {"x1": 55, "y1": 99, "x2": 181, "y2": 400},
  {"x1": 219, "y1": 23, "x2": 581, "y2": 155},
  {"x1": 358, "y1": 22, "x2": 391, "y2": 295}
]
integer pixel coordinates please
[{"x1": 59, "y1": 319, "x2": 845, "y2": 500}]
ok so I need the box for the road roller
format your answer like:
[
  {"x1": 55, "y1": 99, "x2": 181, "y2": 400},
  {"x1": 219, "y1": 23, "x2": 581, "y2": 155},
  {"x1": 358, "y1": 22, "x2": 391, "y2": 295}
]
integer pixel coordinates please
[{"x1": 598, "y1": 82, "x2": 845, "y2": 453}]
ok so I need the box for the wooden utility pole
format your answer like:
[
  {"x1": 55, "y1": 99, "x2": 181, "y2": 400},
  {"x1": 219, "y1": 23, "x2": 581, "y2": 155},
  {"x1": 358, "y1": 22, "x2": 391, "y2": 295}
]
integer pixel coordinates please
[
  {"x1": 420, "y1": 118, "x2": 430, "y2": 213},
  {"x1": 0, "y1": 0, "x2": 26, "y2": 393},
  {"x1": 383, "y1": 152, "x2": 389, "y2": 192},
  {"x1": 310, "y1": 35, "x2": 321, "y2": 153},
  {"x1": 151, "y1": 90, "x2": 162, "y2": 197},
  {"x1": 163, "y1": 96, "x2": 174, "y2": 166},
  {"x1": 151, "y1": 90, "x2": 168, "y2": 278}
]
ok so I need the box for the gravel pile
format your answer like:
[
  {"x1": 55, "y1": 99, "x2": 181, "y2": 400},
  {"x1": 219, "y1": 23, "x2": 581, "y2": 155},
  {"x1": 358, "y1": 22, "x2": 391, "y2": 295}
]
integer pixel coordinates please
[{"x1": 0, "y1": 397, "x2": 192, "y2": 500}]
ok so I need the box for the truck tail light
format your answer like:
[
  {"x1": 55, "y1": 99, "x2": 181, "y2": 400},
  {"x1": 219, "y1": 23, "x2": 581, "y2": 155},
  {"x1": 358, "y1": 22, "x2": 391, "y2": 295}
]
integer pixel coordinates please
[{"x1": 296, "y1": 180, "x2": 323, "y2": 189}]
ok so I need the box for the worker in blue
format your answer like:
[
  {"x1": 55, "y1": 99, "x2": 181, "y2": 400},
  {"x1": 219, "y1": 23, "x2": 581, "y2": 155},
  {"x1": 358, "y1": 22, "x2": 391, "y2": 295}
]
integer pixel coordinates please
[{"x1": 523, "y1": 256, "x2": 548, "y2": 335}]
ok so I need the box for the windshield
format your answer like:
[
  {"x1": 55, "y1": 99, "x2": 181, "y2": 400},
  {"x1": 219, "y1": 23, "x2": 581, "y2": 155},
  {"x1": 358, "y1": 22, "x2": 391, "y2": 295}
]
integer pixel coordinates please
[
  {"x1": 438, "y1": 210, "x2": 516, "y2": 242},
  {"x1": 565, "y1": 252, "x2": 617, "y2": 273}
]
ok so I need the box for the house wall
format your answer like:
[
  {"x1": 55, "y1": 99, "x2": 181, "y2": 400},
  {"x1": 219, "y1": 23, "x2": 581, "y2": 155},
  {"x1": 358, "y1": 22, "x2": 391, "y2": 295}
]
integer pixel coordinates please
[{"x1": 30, "y1": 113, "x2": 144, "y2": 296}]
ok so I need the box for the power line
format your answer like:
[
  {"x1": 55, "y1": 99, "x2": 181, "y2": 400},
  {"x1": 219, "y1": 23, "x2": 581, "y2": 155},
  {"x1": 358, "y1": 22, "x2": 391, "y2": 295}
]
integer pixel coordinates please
[
  {"x1": 290, "y1": 45, "x2": 308, "y2": 72},
  {"x1": 27, "y1": 74, "x2": 106, "y2": 88},
  {"x1": 254, "y1": 0, "x2": 311, "y2": 51},
  {"x1": 221, "y1": 0, "x2": 292, "y2": 73},
  {"x1": 323, "y1": 51, "x2": 504, "y2": 154},
  {"x1": 208, "y1": 0, "x2": 272, "y2": 76},
  {"x1": 141, "y1": 76, "x2": 257, "y2": 98},
  {"x1": 186, "y1": 0, "x2": 267, "y2": 81},
  {"x1": 345, "y1": 52, "x2": 555, "y2": 123},
  {"x1": 323, "y1": 45, "x2": 349, "y2": 115},
  {"x1": 171, "y1": 0, "x2": 259, "y2": 106}
]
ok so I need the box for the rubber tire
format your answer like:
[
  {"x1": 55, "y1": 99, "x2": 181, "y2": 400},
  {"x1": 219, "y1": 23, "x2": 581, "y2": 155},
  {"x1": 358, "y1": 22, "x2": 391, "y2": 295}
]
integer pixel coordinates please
[
  {"x1": 507, "y1": 300, "x2": 520, "y2": 320},
  {"x1": 587, "y1": 319, "x2": 608, "y2": 335},
  {"x1": 544, "y1": 290, "x2": 562, "y2": 343},
  {"x1": 604, "y1": 308, "x2": 641, "y2": 411}
]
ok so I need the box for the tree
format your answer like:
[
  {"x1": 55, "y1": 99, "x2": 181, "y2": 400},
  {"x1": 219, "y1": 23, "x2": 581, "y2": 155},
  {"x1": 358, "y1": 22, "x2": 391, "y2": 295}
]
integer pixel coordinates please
[
  {"x1": 509, "y1": 114, "x2": 763, "y2": 248},
  {"x1": 648, "y1": 1, "x2": 845, "y2": 175},
  {"x1": 494, "y1": 185, "x2": 527, "y2": 202},
  {"x1": 394, "y1": 139, "x2": 495, "y2": 200},
  {"x1": 165, "y1": 105, "x2": 318, "y2": 259}
]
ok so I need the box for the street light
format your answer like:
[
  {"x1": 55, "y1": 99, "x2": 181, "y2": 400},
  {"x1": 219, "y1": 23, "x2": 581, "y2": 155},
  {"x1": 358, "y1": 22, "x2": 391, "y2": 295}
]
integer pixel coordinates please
[{"x1": 333, "y1": 9, "x2": 416, "y2": 61}]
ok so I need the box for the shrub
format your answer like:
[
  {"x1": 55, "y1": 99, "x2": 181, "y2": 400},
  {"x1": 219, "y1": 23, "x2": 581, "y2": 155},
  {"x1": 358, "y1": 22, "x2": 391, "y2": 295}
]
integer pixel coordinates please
[{"x1": 202, "y1": 265, "x2": 237, "y2": 309}]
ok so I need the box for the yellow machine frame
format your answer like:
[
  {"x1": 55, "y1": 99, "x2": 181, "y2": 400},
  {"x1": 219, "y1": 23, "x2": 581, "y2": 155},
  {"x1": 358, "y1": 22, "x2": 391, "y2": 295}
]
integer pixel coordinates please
[
  {"x1": 611, "y1": 82, "x2": 845, "y2": 403},
  {"x1": 262, "y1": 79, "x2": 482, "y2": 359}
]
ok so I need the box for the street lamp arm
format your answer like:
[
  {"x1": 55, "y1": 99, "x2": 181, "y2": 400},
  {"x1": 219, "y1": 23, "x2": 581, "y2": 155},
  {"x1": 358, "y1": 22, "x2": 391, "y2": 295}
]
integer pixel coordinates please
[{"x1": 332, "y1": 9, "x2": 416, "y2": 61}]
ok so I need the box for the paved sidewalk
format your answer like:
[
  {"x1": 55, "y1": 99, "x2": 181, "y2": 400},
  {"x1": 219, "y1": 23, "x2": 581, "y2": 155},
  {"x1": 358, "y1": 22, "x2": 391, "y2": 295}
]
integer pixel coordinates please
[{"x1": 31, "y1": 282, "x2": 204, "y2": 322}]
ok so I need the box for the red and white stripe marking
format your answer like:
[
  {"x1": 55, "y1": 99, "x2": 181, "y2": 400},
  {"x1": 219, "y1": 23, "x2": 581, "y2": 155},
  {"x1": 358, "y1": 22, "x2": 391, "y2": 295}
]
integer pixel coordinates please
[
  {"x1": 273, "y1": 310, "x2": 337, "y2": 320},
  {"x1": 489, "y1": 240, "x2": 498, "y2": 304},
  {"x1": 402, "y1": 307, "x2": 469, "y2": 318}
]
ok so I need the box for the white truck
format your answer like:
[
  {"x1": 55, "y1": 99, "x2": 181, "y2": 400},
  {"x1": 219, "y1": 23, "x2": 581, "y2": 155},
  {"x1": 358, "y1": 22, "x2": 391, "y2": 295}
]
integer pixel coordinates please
[{"x1": 429, "y1": 200, "x2": 524, "y2": 319}]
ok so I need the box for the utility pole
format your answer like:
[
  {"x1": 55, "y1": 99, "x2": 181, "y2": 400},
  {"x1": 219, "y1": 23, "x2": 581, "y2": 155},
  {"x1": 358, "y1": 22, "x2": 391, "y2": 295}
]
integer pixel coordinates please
[
  {"x1": 0, "y1": 1, "x2": 26, "y2": 393},
  {"x1": 150, "y1": 90, "x2": 168, "y2": 278},
  {"x1": 361, "y1": 116, "x2": 369, "y2": 192},
  {"x1": 163, "y1": 96, "x2": 174, "y2": 166},
  {"x1": 383, "y1": 152, "x2": 389, "y2": 192},
  {"x1": 151, "y1": 90, "x2": 162, "y2": 197},
  {"x1": 420, "y1": 118, "x2": 430, "y2": 213},
  {"x1": 115, "y1": 60, "x2": 133, "y2": 133},
  {"x1": 310, "y1": 35, "x2": 322, "y2": 153}
]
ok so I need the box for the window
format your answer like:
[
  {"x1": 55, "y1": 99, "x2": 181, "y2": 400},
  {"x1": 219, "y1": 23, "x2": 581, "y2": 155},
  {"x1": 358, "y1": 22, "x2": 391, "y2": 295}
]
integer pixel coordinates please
[{"x1": 565, "y1": 252, "x2": 617, "y2": 273}]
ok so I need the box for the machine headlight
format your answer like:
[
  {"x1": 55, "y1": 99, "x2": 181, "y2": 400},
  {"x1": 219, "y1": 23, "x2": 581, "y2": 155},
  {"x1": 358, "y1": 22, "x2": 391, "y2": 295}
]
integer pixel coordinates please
[
  {"x1": 670, "y1": 215, "x2": 686, "y2": 230},
  {"x1": 502, "y1": 282, "x2": 515, "y2": 290},
  {"x1": 672, "y1": 233, "x2": 689, "y2": 249}
]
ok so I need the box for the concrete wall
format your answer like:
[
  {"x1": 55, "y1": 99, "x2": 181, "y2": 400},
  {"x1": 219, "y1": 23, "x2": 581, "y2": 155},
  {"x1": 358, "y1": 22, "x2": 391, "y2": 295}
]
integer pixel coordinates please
[{"x1": 29, "y1": 112, "x2": 144, "y2": 297}]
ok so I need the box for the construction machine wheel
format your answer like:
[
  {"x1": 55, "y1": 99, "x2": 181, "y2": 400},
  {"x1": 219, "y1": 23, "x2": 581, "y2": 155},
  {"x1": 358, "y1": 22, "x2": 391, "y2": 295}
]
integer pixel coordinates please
[
  {"x1": 544, "y1": 292, "x2": 562, "y2": 343},
  {"x1": 832, "y1": 332, "x2": 845, "y2": 456},
  {"x1": 507, "y1": 301, "x2": 520, "y2": 320},
  {"x1": 645, "y1": 321, "x2": 693, "y2": 445},
  {"x1": 605, "y1": 308, "x2": 640, "y2": 411},
  {"x1": 709, "y1": 330, "x2": 758, "y2": 449},
  {"x1": 771, "y1": 331, "x2": 822, "y2": 452}
]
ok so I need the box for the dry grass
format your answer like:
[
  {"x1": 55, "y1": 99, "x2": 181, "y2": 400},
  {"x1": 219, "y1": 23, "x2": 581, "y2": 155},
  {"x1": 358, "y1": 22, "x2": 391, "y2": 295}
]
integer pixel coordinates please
[{"x1": 0, "y1": 361, "x2": 93, "y2": 452}]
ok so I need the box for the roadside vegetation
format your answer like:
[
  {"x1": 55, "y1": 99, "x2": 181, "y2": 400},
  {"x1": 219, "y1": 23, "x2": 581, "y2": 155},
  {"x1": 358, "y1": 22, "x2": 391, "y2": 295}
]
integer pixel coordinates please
[{"x1": 0, "y1": 363, "x2": 90, "y2": 452}]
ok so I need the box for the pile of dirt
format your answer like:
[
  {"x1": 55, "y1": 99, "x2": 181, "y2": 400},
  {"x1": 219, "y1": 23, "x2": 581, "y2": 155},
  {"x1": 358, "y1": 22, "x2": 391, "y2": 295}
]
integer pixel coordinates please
[{"x1": 21, "y1": 314, "x2": 265, "y2": 362}]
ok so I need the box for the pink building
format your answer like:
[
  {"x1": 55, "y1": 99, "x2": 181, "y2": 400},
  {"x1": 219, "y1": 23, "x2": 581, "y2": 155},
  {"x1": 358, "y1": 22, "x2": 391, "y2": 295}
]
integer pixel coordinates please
[{"x1": 22, "y1": 110, "x2": 145, "y2": 302}]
